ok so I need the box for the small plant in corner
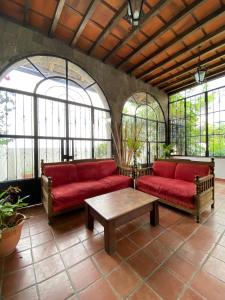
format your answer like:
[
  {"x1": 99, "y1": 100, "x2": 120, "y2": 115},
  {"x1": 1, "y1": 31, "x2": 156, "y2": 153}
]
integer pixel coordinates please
[
  {"x1": 0, "y1": 186, "x2": 29, "y2": 257},
  {"x1": 162, "y1": 144, "x2": 174, "y2": 159}
]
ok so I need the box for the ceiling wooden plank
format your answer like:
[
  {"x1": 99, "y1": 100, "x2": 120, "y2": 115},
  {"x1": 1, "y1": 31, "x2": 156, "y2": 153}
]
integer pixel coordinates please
[
  {"x1": 88, "y1": 3, "x2": 127, "y2": 55},
  {"x1": 49, "y1": 0, "x2": 66, "y2": 35},
  {"x1": 147, "y1": 39, "x2": 225, "y2": 84},
  {"x1": 115, "y1": 0, "x2": 208, "y2": 69},
  {"x1": 103, "y1": 0, "x2": 169, "y2": 63},
  {"x1": 70, "y1": 0, "x2": 101, "y2": 47},
  {"x1": 161, "y1": 58, "x2": 225, "y2": 90},
  {"x1": 166, "y1": 68, "x2": 225, "y2": 94},
  {"x1": 130, "y1": 7, "x2": 225, "y2": 77}
]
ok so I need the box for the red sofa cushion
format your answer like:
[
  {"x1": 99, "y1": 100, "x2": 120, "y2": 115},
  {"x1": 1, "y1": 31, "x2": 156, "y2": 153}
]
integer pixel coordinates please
[
  {"x1": 52, "y1": 180, "x2": 109, "y2": 212},
  {"x1": 137, "y1": 175, "x2": 196, "y2": 209},
  {"x1": 101, "y1": 175, "x2": 133, "y2": 192},
  {"x1": 43, "y1": 164, "x2": 78, "y2": 187},
  {"x1": 152, "y1": 161, "x2": 177, "y2": 178},
  {"x1": 98, "y1": 160, "x2": 117, "y2": 178},
  {"x1": 175, "y1": 163, "x2": 210, "y2": 182},
  {"x1": 76, "y1": 162, "x2": 101, "y2": 181}
]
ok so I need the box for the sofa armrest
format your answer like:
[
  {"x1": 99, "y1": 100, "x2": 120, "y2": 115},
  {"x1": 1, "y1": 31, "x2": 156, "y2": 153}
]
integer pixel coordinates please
[
  {"x1": 195, "y1": 174, "x2": 214, "y2": 194},
  {"x1": 41, "y1": 174, "x2": 53, "y2": 223},
  {"x1": 117, "y1": 165, "x2": 133, "y2": 177},
  {"x1": 136, "y1": 167, "x2": 152, "y2": 178}
]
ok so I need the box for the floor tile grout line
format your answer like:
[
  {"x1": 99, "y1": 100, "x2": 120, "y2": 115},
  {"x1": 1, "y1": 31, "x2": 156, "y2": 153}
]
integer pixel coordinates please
[
  {"x1": 177, "y1": 226, "x2": 225, "y2": 300},
  {"x1": 1, "y1": 195, "x2": 224, "y2": 299},
  {"x1": 28, "y1": 221, "x2": 41, "y2": 300}
]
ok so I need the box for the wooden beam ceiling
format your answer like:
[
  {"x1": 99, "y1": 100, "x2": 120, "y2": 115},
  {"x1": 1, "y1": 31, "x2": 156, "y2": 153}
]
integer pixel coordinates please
[
  {"x1": 70, "y1": 0, "x2": 101, "y2": 47},
  {"x1": 148, "y1": 39, "x2": 225, "y2": 85},
  {"x1": 166, "y1": 67, "x2": 225, "y2": 94},
  {"x1": 103, "y1": 0, "x2": 170, "y2": 63},
  {"x1": 49, "y1": 0, "x2": 66, "y2": 36},
  {"x1": 88, "y1": 3, "x2": 127, "y2": 55},
  {"x1": 130, "y1": 8, "x2": 225, "y2": 78},
  {"x1": 0, "y1": 0, "x2": 224, "y2": 94},
  {"x1": 161, "y1": 58, "x2": 225, "y2": 90},
  {"x1": 116, "y1": 0, "x2": 208, "y2": 69}
]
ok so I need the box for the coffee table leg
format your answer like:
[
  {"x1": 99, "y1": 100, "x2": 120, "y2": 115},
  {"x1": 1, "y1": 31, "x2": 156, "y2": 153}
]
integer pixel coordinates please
[
  {"x1": 150, "y1": 201, "x2": 159, "y2": 226},
  {"x1": 104, "y1": 221, "x2": 116, "y2": 255},
  {"x1": 85, "y1": 204, "x2": 94, "y2": 230}
]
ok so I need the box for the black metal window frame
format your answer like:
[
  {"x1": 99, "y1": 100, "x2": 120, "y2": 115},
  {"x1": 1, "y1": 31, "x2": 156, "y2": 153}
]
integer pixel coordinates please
[
  {"x1": 169, "y1": 84, "x2": 225, "y2": 158},
  {"x1": 122, "y1": 92, "x2": 166, "y2": 165},
  {"x1": 0, "y1": 55, "x2": 112, "y2": 182}
]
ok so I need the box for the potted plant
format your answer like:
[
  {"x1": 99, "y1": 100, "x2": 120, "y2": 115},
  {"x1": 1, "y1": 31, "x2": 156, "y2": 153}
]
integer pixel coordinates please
[
  {"x1": 0, "y1": 186, "x2": 29, "y2": 257},
  {"x1": 162, "y1": 144, "x2": 174, "y2": 159}
]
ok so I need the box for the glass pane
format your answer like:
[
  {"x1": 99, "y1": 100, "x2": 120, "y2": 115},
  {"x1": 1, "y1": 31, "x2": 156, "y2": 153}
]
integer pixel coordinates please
[
  {"x1": 94, "y1": 141, "x2": 111, "y2": 158},
  {"x1": 0, "y1": 91, "x2": 33, "y2": 136},
  {"x1": 69, "y1": 105, "x2": 91, "y2": 138},
  {"x1": 68, "y1": 80, "x2": 91, "y2": 105},
  {"x1": 0, "y1": 58, "x2": 43, "y2": 93},
  {"x1": 94, "y1": 110, "x2": 111, "y2": 139},
  {"x1": 38, "y1": 98, "x2": 66, "y2": 137},
  {"x1": 86, "y1": 83, "x2": 109, "y2": 109},
  {"x1": 73, "y1": 140, "x2": 92, "y2": 159},
  {"x1": 38, "y1": 139, "x2": 61, "y2": 174},
  {"x1": 123, "y1": 97, "x2": 138, "y2": 115},
  {"x1": 29, "y1": 56, "x2": 66, "y2": 78},
  {"x1": 68, "y1": 62, "x2": 94, "y2": 89},
  {"x1": 0, "y1": 138, "x2": 34, "y2": 181},
  {"x1": 36, "y1": 78, "x2": 67, "y2": 100}
]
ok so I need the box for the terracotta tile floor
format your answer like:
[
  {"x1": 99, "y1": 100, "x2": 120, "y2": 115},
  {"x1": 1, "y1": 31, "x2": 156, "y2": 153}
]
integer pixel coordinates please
[{"x1": 1, "y1": 181, "x2": 225, "y2": 299}]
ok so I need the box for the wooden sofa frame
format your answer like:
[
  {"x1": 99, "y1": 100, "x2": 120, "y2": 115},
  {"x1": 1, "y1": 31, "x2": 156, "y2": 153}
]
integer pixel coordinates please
[
  {"x1": 41, "y1": 158, "x2": 132, "y2": 223},
  {"x1": 136, "y1": 158, "x2": 215, "y2": 223}
]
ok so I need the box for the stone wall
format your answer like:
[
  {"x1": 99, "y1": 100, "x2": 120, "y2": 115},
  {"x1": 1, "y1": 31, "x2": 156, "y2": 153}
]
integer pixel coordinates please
[{"x1": 0, "y1": 17, "x2": 168, "y2": 126}]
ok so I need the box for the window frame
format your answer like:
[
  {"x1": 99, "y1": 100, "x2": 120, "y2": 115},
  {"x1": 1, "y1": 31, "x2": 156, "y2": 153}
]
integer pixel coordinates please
[
  {"x1": 0, "y1": 55, "x2": 112, "y2": 182},
  {"x1": 169, "y1": 83, "x2": 225, "y2": 158}
]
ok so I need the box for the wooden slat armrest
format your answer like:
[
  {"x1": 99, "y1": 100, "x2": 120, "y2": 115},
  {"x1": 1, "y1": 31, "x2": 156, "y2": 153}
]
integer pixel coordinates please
[
  {"x1": 195, "y1": 174, "x2": 214, "y2": 194},
  {"x1": 197, "y1": 174, "x2": 214, "y2": 183},
  {"x1": 117, "y1": 165, "x2": 133, "y2": 177},
  {"x1": 136, "y1": 166, "x2": 152, "y2": 178},
  {"x1": 41, "y1": 174, "x2": 52, "y2": 191}
]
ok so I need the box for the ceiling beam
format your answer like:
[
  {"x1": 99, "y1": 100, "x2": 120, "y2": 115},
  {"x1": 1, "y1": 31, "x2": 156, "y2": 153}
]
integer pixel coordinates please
[
  {"x1": 147, "y1": 39, "x2": 225, "y2": 84},
  {"x1": 103, "y1": 0, "x2": 169, "y2": 63},
  {"x1": 49, "y1": 0, "x2": 65, "y2": 35},
  {"x1": 23, "y1": 0, "x2": 30, "y2": 25},
  {"x1": 88, "y1": 3, "x2": 127, "y2": 55},
  {"x1": 131, "y1": 7, "x2": 225, "y2": 77},
  {"x1": 115, "y1": 0, "x2": 208, "y2": 69},
  {"x1": 162, "y1": 58, "x2": 225, "y2": 90},
  {"x1": 70, "y1": 0, "x2": 101, "y2": 47},
  {"x1": 166, "y1": 67, "x2": 225, "y2": 94}
]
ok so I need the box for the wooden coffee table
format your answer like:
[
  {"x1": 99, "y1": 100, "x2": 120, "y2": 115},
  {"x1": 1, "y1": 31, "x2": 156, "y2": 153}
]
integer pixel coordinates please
[{"x1": 84, "y1": 188, "x2": 159, "y2": 254}]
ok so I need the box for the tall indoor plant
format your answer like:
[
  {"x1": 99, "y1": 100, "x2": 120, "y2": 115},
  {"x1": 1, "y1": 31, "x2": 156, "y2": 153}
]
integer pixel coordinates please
[{"x1": 0, "y1": 186, "x2": 29, "y2": 257}]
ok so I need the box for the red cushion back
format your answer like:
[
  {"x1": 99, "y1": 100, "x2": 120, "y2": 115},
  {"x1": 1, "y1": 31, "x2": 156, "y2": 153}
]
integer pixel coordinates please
[
  {"x1": 98, "y1": 160, "x2": 117, "y2": 178},
  {"x1": 43, "y1": 164, "x2": 78, "y2": 187},
  {"x1": 175, "y1": 163, "x2": 210, "y2": 182},
  {"x1": 76, "y1": 162, "x2": 101, "y2": 181},
  {"x1": 153, "y1": 161, "x2": 177, "y2": 178}
]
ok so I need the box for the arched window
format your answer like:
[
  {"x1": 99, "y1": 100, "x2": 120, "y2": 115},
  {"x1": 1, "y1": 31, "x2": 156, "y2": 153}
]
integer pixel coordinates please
[
  {"x1": 122, "y1": 92, "x2": 166, "y2": 165},
  {"x1": 0, "y1": 55, "x2": 111, "y2": 181}
]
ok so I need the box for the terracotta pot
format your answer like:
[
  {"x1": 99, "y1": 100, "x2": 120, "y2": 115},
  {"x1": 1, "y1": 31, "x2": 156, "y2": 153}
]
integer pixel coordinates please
[{"x1": 0, "y1": 213, "x2": 26, "y2": 257}]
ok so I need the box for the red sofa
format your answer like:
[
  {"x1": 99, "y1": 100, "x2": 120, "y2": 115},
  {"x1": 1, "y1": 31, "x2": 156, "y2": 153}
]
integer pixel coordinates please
[
  {"x1": 41, "y1": 159, "x2": 133, "y2": 222},
  {"x1": 136, "y1": 159, "x2": 215, "y2": 222}
]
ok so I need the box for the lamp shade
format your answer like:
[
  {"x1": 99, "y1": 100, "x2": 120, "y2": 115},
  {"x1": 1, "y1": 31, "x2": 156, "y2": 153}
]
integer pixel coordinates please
[
  {"x1": 194, "y1": 66, "x2": 207, "y2": 84},
  {"x1": 127, "y1": 0, "x2": 144, "y2": 28}
]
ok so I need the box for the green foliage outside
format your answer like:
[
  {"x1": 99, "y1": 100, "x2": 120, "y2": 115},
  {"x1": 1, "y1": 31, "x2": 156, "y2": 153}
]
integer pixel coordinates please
[
  {"x1": 95, "y1": 143, "x2": 108, "y2": 158},
  {"x1": 0, "y1": 91, "x2": 14, "y2": 147},
  {"x1": 169, "y1": 91, "x2": 225, "y2": 156}
]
